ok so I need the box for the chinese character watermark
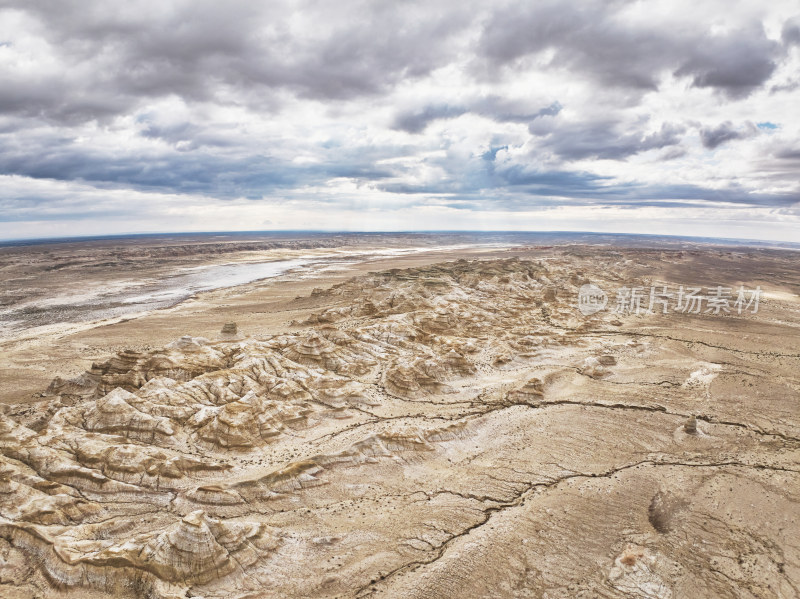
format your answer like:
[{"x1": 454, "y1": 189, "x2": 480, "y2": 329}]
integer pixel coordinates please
[{"x1": 575, "y1": 284, "x2": 761, "y2": 315}]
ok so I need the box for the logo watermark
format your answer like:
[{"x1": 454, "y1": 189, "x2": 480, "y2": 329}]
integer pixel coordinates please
[
  {"x1": 578, "y1": 284, "x2": 608, "y2": 315},
  {"x1": 576, "y1": 284, "x2": 762, "y2": 315}
]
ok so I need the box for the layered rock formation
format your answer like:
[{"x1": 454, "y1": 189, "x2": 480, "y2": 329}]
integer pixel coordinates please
[{"x1": 1, "y1": 255, "x2": 798, "y2": 598}]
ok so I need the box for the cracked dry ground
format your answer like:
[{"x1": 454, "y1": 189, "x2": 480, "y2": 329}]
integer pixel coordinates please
[{"x1": 1, "y1": 254, "x2": 799, "y2": 598}]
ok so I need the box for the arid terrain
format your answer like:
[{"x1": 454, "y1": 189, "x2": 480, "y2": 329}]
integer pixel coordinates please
[{"x1": 0, "y1": 236, "x2": 799, "y2": 598}]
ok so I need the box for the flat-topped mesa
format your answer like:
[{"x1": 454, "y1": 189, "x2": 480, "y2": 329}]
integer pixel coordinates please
[{"x1": 219, "y1": 322, "x2": 245, "y2": 341}]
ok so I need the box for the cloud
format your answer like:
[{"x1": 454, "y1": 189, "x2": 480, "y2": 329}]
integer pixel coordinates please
[
  {"x1": 773, "y1": 146, "x2": 800, "y2": 160},
  {"x1": 0, "y1": 0, "x2": 475, "y2": 124},
  {"x1": 783, "y1": 16, "x2": 800, "y2": 45},
  {"x1": 0, "y1": 0, "x2": 799, "y2": 241},
  {"x1": 477, "y1": 1, "x2": 784, "y2": 98},
  {"x1": 530, "y1": 118, "x2": 687, "y2": 160},
  {"x1": 392, "y1": 105, "x2": 468, "y2": 134},
  {"x1": 698, "y1": 121, "x2": 758, "y2": 149},
  {"x1": 673, "y1": 26, "x2": 780, "y2": 98},
  {"x1": 477, "y1": 1, "x2": 666, "y2": 89},
  {"x1": 391, "y1": 98, "x2": 563, "y2": 133}
]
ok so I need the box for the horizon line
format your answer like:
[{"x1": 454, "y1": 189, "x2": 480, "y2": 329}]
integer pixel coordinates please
[{"x1": 2, "y1": 229, "x2": 800, "y2": 249}]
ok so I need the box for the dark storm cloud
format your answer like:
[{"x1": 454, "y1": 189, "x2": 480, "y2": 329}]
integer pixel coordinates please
[
  {"x1": 673, "y1": 29, "x2": 780, "y2": 99},
  {"x1": 698, "y1": 121, "x2": 757, "y2": 149},
  {"x1": 0, "y1": 0, "x2": 798, "y2": 229},
  {"x1": 391, "y1": 98, "x2": 563, "y2": 133},
  {"x1": 392, "y1": 105, "x2": 468, "y2": 134},
  {"x1": 382, "y1": 172, "x2": 800, "y2": 210},
  {"x1": 3, "y1": 0, "x2": 790, "y2": 125},
  {"x1": 783, "y1": 16, "x2": 800, "y2": 45},
  {"x1": 478, "y1": 2, "x2": 664, "y2": 89},
  {"x1": 477, "y1": 1, "x2": 784, "y2": 98},
  {"x1": 530, "y1": 119, "x2": 686, "y2": 160},
  {"x1": 0, "y1": 125, "x2": 402, "y2": 197},
  {"x1": 0, "y1": 0, "x2": 474, "y2": 124},
  {"x1": 773, "y1": 146, "x2": 800, "y2": 160},
  {"x1": 631, "y1": 184, "x2": 800, "y2": 208},
  {"x1": 377, "y1": 167, "x2": 613, "y2": 200},
  {"x1": 374, "y1": 127, "x2": 800, "y2": 209},
  {"x1": 138, "y1": 120, "x2": 238, "y2": 151}
]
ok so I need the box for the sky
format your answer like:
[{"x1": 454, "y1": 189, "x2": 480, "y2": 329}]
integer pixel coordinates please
[{"x1": 0, "y1": 0, "x2": 799, "y2": 241}]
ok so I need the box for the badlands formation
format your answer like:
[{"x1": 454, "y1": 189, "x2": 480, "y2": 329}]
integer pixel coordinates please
[{"x1": 0, "y1": 250, "x2": 799, "y2": 598}]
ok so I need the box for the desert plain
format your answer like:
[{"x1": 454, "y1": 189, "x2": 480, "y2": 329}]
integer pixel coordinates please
[{"x1": 0, "y1": 233, "x2": 798, "y2": 598}]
